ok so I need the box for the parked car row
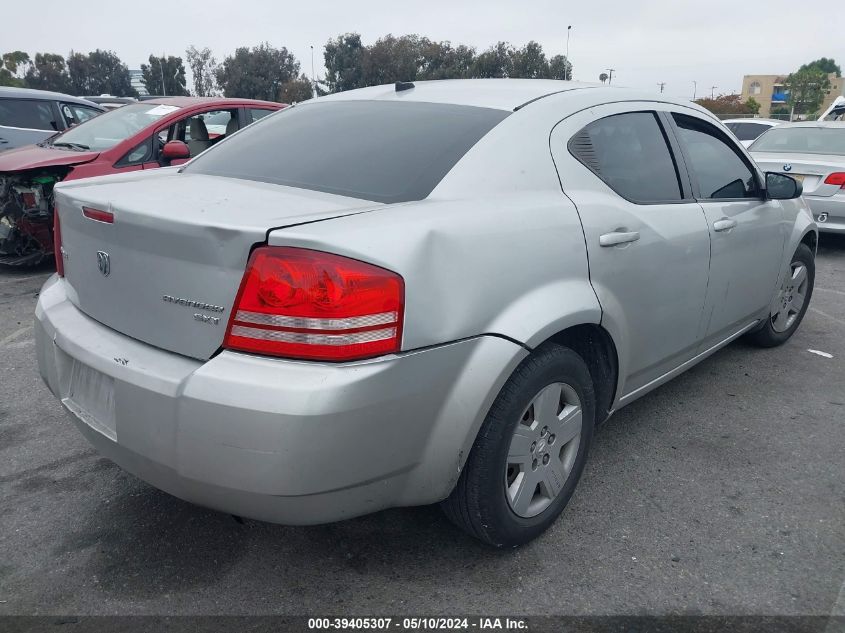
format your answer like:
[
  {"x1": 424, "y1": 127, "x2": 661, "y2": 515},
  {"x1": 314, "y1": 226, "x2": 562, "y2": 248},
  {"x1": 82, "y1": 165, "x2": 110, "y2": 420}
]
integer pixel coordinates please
[
  {"x1": 0, "y1": 95, "x2": 282, "y2": 265},
  {"x1": 0, "y1": 87, "x2": 104, "y2": 152},
  {"x1": 29, "y1": 78, "x2": 819, "y2": 547}
]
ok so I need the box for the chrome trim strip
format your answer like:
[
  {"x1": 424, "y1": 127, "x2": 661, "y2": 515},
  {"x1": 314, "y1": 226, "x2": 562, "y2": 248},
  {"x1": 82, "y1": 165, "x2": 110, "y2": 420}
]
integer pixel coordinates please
[
  {"x1": 230, "y1": 325, "x2": 396, "y2": 346},
  {"x1": 234, "y1": 310, "x2": 397, "y2": 330}
]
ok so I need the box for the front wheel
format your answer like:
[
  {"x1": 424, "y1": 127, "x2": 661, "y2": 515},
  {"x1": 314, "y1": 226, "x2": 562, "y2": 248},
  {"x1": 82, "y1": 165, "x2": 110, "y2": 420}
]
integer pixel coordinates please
[
  {"x1": 746, "y1": 243, "x2": 815, "y2": 348},
  {"x1": 441, "y1": 344, "x2": 596, "y2": 547}
]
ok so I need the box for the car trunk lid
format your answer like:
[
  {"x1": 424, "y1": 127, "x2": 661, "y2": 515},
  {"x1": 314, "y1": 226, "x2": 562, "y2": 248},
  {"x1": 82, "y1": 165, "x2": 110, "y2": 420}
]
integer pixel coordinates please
[
  {"x1": 751, "y1": 152, "x2": 845, "y2": 197},
  {"x1": 56, "y1": 170, "x2": 381, "y2": 359}
]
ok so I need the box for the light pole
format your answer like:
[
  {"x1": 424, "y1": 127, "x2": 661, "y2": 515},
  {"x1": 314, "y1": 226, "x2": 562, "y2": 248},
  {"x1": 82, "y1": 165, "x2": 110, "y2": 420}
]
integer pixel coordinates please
[
  {"x1": 158, "y1": 54, "x2": 166, "y2": 97},
  {"x1": 692, "y1": 80, "x2": 697, "y2": 100},
  {"x1": 310, "y1": 45, "x2": 316, "y2": 97},
  {"x1": 566, "y1": 25, "x2": 572, "y2": 81},
  {"x1": 606, "y1": 68, "x2": 615, "y2": 84},
  {"x1": 711, "y1": 85, "x2": 717, "y2": 100},
  {"x1": 657, "y1": 82, "x2": 665, "y2": 93}
]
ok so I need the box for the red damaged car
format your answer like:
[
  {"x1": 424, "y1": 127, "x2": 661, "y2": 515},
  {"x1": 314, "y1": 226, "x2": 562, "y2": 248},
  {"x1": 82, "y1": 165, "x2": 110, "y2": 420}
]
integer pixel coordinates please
[{"x1": 0, "y1": 96, "x2": 283, "y2": 266}]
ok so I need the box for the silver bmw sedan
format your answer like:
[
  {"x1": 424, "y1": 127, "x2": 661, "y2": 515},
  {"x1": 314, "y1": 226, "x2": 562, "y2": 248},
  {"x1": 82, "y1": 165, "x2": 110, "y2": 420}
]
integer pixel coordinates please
[
  {"x1": 35, "y1": 79, "x2": 817, "y2": 547},
  {"x1": 750, "y1": 121, "x2": 845, "y2": 233}
]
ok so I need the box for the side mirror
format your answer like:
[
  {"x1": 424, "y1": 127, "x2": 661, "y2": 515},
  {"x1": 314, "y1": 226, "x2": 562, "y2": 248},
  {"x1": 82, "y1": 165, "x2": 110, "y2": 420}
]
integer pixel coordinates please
[
  {"x1": 766, "y1": 172, "x2": 802, "y2": 200},
  {"x1": 161, "y1": 140, "x2": 190, "y2": 161}
]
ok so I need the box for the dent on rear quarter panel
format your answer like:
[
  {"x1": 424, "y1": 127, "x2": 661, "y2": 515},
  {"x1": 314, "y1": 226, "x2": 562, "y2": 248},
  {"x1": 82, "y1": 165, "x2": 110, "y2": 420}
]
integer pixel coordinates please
[{"x1": 268, "y1": 191, "x2": 600, "y2": 351}]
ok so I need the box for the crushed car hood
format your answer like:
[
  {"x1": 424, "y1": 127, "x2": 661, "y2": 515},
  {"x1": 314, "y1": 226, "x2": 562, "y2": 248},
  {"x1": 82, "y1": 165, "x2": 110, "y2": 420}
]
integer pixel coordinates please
[{"x1": 0, "y1": 144, "x2": 100, "y2": 172}]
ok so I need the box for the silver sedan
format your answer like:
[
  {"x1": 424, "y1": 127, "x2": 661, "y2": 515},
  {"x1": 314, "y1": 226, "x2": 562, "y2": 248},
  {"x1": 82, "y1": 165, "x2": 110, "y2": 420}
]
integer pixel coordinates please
[
  {"x1": 35, "y1": 80, "x2": 817, "y2": 547},
  {"x1": 751, "y1": 121, "x2": 845, "y2": 233}
]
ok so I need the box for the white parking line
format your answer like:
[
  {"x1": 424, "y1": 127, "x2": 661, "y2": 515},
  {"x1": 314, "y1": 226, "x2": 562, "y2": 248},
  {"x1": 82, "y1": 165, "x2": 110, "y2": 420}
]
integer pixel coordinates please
[
  {"x1": 0, "y1": 325, "x2": 32, "y2": 347},
  {"x1": 811, "y1": 307, "x2": 845, "y2": 327},
  {"x1": 817, "y1": 287, "x2": 845, "y2": 297},
  {"x1": 825, "y1": 579, "x2": 845, "y2": 632}
]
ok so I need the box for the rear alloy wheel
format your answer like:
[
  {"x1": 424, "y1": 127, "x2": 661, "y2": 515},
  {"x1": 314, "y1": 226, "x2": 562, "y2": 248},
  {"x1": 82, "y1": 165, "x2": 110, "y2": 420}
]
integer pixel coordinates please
[
  {"x1": 442, "y1": 344, "x2": 596, "y2": 547},
  {"x1": 505, "y1": 383, "x2": 582, "y2": 518},
  {"x1": 746, "y1": 243, "x2": 815, "y2": 347}
]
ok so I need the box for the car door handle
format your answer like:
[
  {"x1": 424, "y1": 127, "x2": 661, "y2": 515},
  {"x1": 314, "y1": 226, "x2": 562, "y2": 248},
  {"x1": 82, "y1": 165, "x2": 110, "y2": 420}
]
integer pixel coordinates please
[
  {"x1": 713, "y1": 218, "x2": 737, "y2": 232},
  {"x1": 599, "y1": 231, "x2": 640, "y2": 247}
]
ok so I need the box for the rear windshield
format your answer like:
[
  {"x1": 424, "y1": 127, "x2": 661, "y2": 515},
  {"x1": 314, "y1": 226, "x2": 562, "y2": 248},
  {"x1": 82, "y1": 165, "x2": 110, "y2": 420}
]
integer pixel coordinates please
[
  {"x1": 0, "y1": 98, "x2": 57, "y2": 130},
  {"x1": 184, "y1": 100, "x2": 509, "y2": 203},
  {"x1": 749, "y1": 126, "x2": 845, "y2": 155},
  {"x1": 725, "y1": 121, "x2": 771, "y2": 141}
]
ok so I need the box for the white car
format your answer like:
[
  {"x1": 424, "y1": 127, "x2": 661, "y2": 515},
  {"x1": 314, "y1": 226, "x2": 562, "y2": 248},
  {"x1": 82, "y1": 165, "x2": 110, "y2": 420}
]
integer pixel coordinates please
[{"x1": 723, "y1": 118, "x2": 784, "y2": 147}]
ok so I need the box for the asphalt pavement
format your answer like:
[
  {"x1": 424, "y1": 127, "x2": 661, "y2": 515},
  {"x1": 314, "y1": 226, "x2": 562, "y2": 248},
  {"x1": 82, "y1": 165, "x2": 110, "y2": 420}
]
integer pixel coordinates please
[{"x1": 0, "y1": 237, "x2": 843, "y2": 616}]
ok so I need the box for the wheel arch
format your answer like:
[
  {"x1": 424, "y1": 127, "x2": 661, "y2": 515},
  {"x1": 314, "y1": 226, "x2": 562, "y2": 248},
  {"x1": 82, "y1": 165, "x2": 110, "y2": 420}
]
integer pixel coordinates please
[
  {"x1": 800, "y1": 228, "x2": 818, "y2": 255},
  {"x1": 542, "y1": 323, "x2": 619, "y2": 423}
]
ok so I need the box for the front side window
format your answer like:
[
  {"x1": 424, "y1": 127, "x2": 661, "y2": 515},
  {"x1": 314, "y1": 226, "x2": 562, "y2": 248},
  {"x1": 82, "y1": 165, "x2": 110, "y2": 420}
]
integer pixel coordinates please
[
  {"x1": 0, "y1": 99, "x2": 56, "y2": 130},
  {"x1": 568, "y1": 111, "x2": 682, "y2": 203},
  {"x1": 673, "y1": 114, "x2": 759, "y2": 199},
  {"x1": 185, "y1": 101, "x2": 509, "y2": 203}
]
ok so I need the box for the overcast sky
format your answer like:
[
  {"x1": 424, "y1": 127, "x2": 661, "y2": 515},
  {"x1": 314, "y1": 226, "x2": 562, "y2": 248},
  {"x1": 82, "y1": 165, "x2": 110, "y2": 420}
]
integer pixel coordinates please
[{"x1": 5, "y1": 0, "x2": 842, "y2": 100}]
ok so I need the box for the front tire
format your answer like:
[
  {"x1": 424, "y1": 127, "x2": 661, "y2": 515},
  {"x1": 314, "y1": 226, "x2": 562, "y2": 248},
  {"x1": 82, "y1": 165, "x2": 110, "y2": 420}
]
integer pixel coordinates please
[
  {"x1": 746, "y1": 243, "x2": 815, "y2": 348},
  {"x1": 442, "y1": 344, "x2": 596, "y2": 547}
]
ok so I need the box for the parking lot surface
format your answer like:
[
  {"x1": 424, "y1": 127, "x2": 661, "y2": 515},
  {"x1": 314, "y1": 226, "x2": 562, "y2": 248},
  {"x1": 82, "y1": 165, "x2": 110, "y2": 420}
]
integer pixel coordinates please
[{"x1": 1, "y1": 237, "x2": 843, "y2": 616}]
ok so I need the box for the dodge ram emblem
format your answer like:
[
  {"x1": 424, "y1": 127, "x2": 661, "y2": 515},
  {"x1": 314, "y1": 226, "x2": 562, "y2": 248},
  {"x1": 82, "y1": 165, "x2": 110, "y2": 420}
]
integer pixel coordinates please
[{"x1": 96, "y1": 251, "x2": 110, "y2": 277}]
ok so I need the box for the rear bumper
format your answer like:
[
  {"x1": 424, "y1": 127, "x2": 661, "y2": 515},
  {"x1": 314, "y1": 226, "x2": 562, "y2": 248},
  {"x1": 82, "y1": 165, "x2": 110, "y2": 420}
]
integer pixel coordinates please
[
  {"x1": 805, "y1": 195, "x2": 845, "y2": 234},
  {"x1": 35, "y1": 276, "x2": 527, "y2": 524}
]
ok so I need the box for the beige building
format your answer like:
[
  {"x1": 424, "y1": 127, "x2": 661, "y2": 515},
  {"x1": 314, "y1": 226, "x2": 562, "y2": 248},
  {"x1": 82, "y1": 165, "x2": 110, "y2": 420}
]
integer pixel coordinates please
[{"x1": 741, "y1": 73, "x2": 844, "y2": 118}]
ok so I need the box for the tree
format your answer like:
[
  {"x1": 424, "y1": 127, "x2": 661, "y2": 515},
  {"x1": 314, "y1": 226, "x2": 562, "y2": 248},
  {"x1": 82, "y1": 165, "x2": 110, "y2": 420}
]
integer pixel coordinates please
[
  {"x1": 24, "y1": 53, "x2": 71, "y2": 93},
  {"x1": 361, "y1": 34, "x2": 425, "y2": 85},
  {"x1": 0, "y1": 51, "x2": 30, "y2": 87},
  {"x1": 280, "y1": 75, "x2": 314, "y2": 103},
  {"x1": 744, "y1": 96, "x2": 761, "y2": 115},
  {"x1": 548, "y1": 55, "x2": 572, "y2": 81},
  {"x1": 67, "y1": 49, "x2": 134, "y2": 97},
  {"x1": 186, "y1": 45, "x2": 218, "y2": 96},
  {"x1": 510, "y1": 41, "x2": 547, "y2": 78},
  {"x1": 216, "y1": 43, "x2": 299, "y2": 101},
  {"x1": 471, "y1": 42, "x2": 514, "y2": 78},
  {"x1": 695, "y1": 93, "x2": 758, "y2": 116},
  {"x1": 799, "y1": 57, "x2": 841, "y2": 77},
  {"x1": 785, "y1": 67, "x2": 831, "y2": 116},
  {"x1": 418, "y1": 41, "x2": 475, "y2": 80},
  {"x1": 140, "y1": 55, "x2": 188, "y2": 96},
  {"x1": 323, "y1": 33, "x2": 366, "y2": 93}
]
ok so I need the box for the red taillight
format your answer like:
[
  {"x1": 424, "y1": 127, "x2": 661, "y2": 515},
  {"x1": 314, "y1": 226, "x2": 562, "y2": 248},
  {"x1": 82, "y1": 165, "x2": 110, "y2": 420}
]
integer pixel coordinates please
[
  {"x1": 53, "y1": 209, "x2": 64, "y2": 277},
  {"x1": 82, "y1": 206, "x2": 114, "y2": 223},
  {"x1": 824, "y1": 172, "x2": 845, "y2": 188},
  {"x1": 223, "y1": 247, "x2": 404, "y2": 361}
]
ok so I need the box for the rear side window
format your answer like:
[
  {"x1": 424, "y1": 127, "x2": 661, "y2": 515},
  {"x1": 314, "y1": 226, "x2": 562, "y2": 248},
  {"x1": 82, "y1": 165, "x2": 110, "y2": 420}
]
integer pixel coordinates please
[
  {"x1": 673, "y1": 114, "x2": 759, "y2": 199},
  {"x1": 569, "y1": 111, "x2": 682, "y2": 203},
  {"x1": 0, "y1": 99, "x2": 56, "y2": 130},
  {"x1": 248, "y1": 108, "x2": 274, "y2": 124},
  {"x1": 185, "y1": 100, "x2": 509, "y2": 203}
]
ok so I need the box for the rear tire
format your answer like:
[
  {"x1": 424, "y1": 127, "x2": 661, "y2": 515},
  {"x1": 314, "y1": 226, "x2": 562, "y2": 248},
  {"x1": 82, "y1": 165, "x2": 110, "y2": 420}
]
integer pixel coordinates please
[
  {"x1": 442, "y1": 343, "x2": 596, "y2": 547},
  {"x1": 746, "y1": 243, "x2": 814, "y2": 348}
]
